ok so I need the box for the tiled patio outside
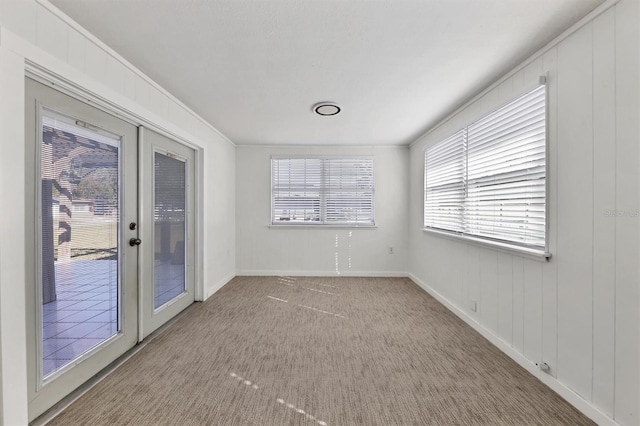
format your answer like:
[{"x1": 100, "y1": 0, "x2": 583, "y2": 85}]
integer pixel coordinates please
[{"x1": 42, "y1": 259, "x2": 184, "y2": 376}]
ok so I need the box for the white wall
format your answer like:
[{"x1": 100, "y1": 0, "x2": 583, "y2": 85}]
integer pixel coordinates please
[
  {"x1": 203, "y1": 139, "x2": 236, "y2": 296},
  {"x1": 0, "y1": 41, "x2": 29, "y2": 426},
  {"x1": 236, "y1": 146, "x2": 408, "y2": 276},
  {"x1": 408, "y1": 1, "x2": 639, "y2": 425},
  {"x1": 0, "y1": 0, "x2": 236, "y2": 423}
]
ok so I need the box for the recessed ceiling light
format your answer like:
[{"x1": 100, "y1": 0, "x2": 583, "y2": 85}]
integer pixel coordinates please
[{"x1": 313, "y1": 102, "x2": 341, "y2": 116}]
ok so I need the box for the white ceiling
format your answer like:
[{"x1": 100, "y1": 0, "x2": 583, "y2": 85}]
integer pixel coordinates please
[{"x1": 51, "y1": 0, "x2": 604, "y2": 146}]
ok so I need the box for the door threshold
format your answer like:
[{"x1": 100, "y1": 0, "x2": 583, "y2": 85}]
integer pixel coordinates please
[{"x1": 30, "y1": 302, "x2": 198, "y2": 426}]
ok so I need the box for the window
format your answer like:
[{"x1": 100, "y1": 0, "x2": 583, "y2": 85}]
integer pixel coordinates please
[
  {"x1": 424, "y1": 84, "x2": 546, "y2": 252},
  {"x1": 272, "y1": 157, "x2": 374, "y2": 226}
]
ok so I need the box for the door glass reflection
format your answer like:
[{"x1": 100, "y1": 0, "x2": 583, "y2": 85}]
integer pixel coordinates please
[{"x1": 40, "y1": 113, "x2": 120, "y2": 377}]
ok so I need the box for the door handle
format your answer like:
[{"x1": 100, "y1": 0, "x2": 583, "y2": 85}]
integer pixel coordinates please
[{"x1": 129, "y1": 238, "x2": 142, "y2": 247}]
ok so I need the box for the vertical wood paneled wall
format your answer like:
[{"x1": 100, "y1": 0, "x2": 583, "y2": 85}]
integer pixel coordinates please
[
  {"x1": 408, "y1": 2, "x2": 638, "y2": 424},
  {"x1": 0, "y1": 0, "x2": 238, "y2": 296}
]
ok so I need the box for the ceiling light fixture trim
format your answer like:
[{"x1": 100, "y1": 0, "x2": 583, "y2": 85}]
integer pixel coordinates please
[{"x1": 313, "y1": 102, "x2": 341, "y2": 116}]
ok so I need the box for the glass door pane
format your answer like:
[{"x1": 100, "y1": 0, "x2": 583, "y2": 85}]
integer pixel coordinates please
[
  {"x1": 40, "y1": 112, "x2": 121, "y2": 378},
  {"x1": 140, "y1": 127, "x2": 195, "y2": 339},
  {"x1": 27, "y1": 77, "x2": 138, "y2": 422},
  {"x1": 154, "y1": 152, "x2": 187, "y2": 308}
]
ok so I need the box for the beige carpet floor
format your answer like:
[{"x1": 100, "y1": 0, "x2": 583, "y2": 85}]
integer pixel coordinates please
[{"x1": 48, "y1": 276, "x2": 594, "y2": 425}]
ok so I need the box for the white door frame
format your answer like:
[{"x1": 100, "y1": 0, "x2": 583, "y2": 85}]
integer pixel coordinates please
[
  {"x1": 0, "y1": 25, "x2": 209, "y2": 424},
  {"x1": 0, "y1": 26, "x2": 207, "y2": 425},
  {"x1": 22, "y1": 66, "x2": 204, "y2": 423}
]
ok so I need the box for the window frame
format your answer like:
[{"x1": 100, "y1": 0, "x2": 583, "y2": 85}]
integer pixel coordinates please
[
  {"x1": 423, "y1": 83, "x2": 550, "y2": 259},
  {"x1": 270, "y1": 155, "x2": 376, "y2": 228}
]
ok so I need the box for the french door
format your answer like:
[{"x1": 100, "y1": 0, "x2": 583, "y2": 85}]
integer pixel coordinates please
[
  {"x1": 25, "y1": 78, "x2": 196, "y2": 421},
  {"x1": 139, "y1": 127, "x2": 195, "y2": 338}
]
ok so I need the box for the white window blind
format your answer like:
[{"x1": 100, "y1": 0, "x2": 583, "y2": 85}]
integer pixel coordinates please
[
  {"x1": 424, "y1": 84, "x2": 546, "y2": 250},
  {"x1": 272, "y1": 157, "x2": 374, "y2": 226},
  {"x1": 272, "y1": 158, "x2": 322, "y2": 223},
  {"x1": 424, "y1": 129, "x2": 467, "y2": 233}
]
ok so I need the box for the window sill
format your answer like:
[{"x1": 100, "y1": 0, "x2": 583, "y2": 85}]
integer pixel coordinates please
[
  {"x1": 422, "y1": 228, "x2": 551, "y2": 261},
  {"x1": 269, "y1": 224, "x2": 377, "y2": 230}
]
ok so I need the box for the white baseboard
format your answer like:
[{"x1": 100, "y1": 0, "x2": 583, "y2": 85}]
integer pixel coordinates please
[
  {"x1": 236, "y1": 270, "x2": 407, "y2": 278},
  {"x1": 204, "y1": 272, "x2": 235, "y2": 300},
  {"x1": 406, "y1": 273, "x2": 617, "y2": 426}
]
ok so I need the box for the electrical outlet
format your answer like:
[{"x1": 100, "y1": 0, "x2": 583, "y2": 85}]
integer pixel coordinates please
[
  {"x1": 470, "y1": 300, "x2": 477, "y2": 312},
  {"x1": 537, "y1": 362, "x2": 551, "y2": 373},
  {"x1": 388, "y1": 246, "x2": 394, "y2": 254}
]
